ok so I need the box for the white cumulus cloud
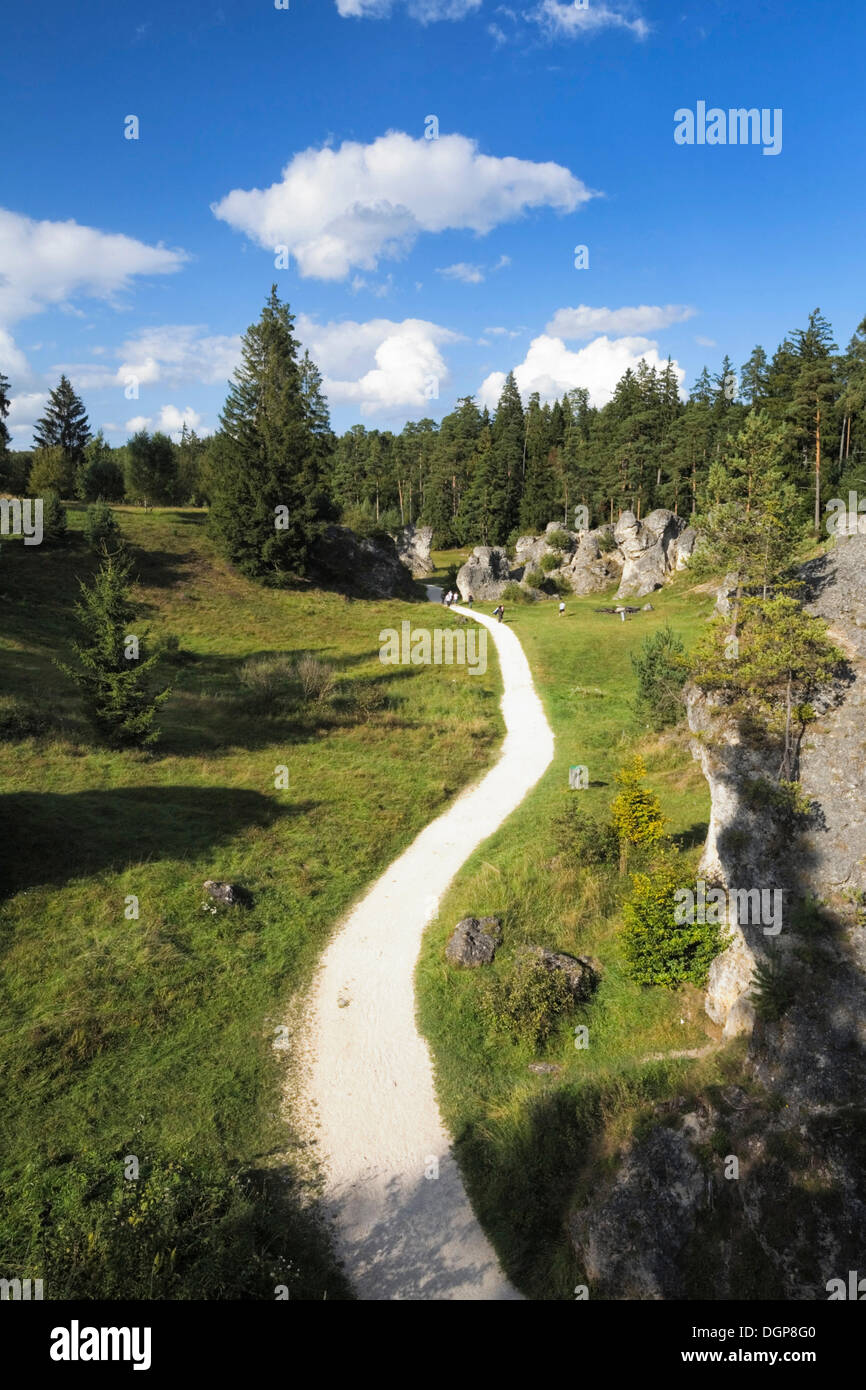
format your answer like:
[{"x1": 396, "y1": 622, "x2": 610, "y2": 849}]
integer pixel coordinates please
[
  {"x1": 532, "y1": 1, "x2": 649, "y2": 40},
  {"x1": 336, "y1": 0, "x2": 481, "y2": 20},
  {"x1": 212, "y1": 131, "x2": 593, "y2": 280},
  {"x1": 6, "y1": 392, "x2": 49, "y2": 438},
  {"x1": 298, "y1": 313, "x2": 461, "y2": 416},
  {"x1": 479, "y1": 334, "x2": 685, "y2": 410},
  {"x1": 546, "y1": 304, "x2": 696, "y2": 339},
  {"x1": 57, "y1": 326, "x2": 242, "y2": 392},
  {"x1": 0, "y1": 208, "x2": 187, "y2": 327}
]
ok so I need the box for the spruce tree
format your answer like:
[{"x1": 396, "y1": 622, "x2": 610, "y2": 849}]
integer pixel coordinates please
[
  {"x1": 58, "y1": 548, "x2": 170, "y2": 745},
  {"x1": 33, "y1": 374, "x2": 91, "y2": 470},
  {"x1": 209, "y1": 287, "x2": 329, "y2": 580},
  {"x1": 489, "y1": 372, "x2": 524, "y2": 543}
]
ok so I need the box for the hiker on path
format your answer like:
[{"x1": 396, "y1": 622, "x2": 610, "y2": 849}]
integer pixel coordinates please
[
  {"x1": 493, "y1": 604, "x2": 505, "y2": 623},
  {"x1": 466, "y1": 594, "x2": 474, "y2": 608}
]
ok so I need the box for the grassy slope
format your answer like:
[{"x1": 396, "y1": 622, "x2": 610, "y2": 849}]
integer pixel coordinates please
[
  {"x1": 0, "y1": 507, "x2": 502, "y2": 1298},
  {"x1": 416, "y1": 568, "x2": 745, "y2": 1299}
]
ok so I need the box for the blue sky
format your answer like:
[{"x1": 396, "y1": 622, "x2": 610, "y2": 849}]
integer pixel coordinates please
[{"x1": 3, "y1": 0, "x2": 865, "y2": 446}]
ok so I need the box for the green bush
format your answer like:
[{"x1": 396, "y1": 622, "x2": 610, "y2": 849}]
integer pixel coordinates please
[
  {"x1": 85, "y1": 500, "x2": 123, "y2": 554},
  {"x1": 750, "y1": 955, "x2": 797, "y2": 1021},
  {"x1": 546, "y1": 529, "x2": 571, "y2": 551},
  {"x1": 631, "y1": 623, "x2": 688, "y2": 729},
  {"x1": 611, "y1": 755, "x2": 666, "y2": 863},
  {"x1": 540, "y1": 552, "x2": 561, "y2": 573},
  {"x1": 481, "y1": 948, "x2": 575, "y2": 1047},
  {"x1": 501, "y1": 581, "x2": 533, "y2": 603},
  {"x1": 622, "y1": 855, "x2": 725, "y2": 987},
  {"x1": 597, "y1": 529, "x2": 617, "y2": 553},
  {"x1": 553, "y1": 801, "x2": 619, "y2": 866},
  {"x1": 237, "y1": 654, "x2": 299, "y2": 711},
  {"x1": 524, "y1": 567, "x2": 545, "y2": 589}
]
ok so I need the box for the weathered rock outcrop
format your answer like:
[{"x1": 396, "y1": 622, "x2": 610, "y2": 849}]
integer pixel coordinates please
[
  {"x1": 526, "y1": 946, "x2": 598, "y2": 1001},
  {"x1": 312, "y1": 525, "x2": 416, "y2": 599},
  {"x1": 564, "y1": 530, "x2": 623, "y2": 595},
  {"x1": 571, "y1": 1112, "x2": 710, "y2": 1299},
  {"x1": 393, "y1": 523, "x2": 434, "y2": 577},
  {"x1": 456, "y1": 546, "x2": 513, "y2": 600},
  {"x1": 615, "y1": 509, "x2": 690, "y2": 599}
]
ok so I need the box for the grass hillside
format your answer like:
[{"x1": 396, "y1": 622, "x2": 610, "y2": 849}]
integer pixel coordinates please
[
  {"x1": 0, "y1": 506, "x2": 502, "y2": 1299},
  {"x1": 417, "y1": 571, "x2": 741, "y2": 1299}
]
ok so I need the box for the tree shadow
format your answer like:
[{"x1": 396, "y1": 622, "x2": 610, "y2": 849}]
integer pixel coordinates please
[{"x1": 0, "y1": 787, "x2": 317, "y2": 902}]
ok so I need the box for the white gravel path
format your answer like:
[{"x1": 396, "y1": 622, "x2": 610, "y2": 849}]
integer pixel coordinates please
[{"x1": 300, "y1": 599, "x2": 554, "y2": 1299}]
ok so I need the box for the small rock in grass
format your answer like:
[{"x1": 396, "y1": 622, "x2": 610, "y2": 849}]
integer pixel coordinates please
[
  {"x1": 203, "y1": 879, "x2": 252, "y2": 907},
  {"x1": 445, "y1": 916, "x2": 503, "y2": 967}
]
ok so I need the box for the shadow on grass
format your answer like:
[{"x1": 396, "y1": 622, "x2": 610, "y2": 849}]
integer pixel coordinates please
[{"x1": 0, "y1": 787, "x2": 317, "y2": 902}]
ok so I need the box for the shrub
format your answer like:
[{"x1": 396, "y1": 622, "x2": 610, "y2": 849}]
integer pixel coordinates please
[
  {"x1": 622, "y1": 854, "x2": 725, "y2": 986},
  {"x1": 611, "y1": 755, "x2": 666, "y2": 868},
  {"x1": 524, "y1": 567, "x2": 545, "y2": 589},
  {"x1": 0, "y1": 694, "x2": 52, "y2": 739},
  {"x1": 502, "y1": 581, "x2": 533, "y2": 603},
  {"x1": 597, "y1": 529, "x2": 617, "y2": 553},
  {"x1": 546, "y1": 528, "x2": 571, "y2": 551},
  {"x1": 481, "y1": 948, "x2": 575, "y2": 1047},
  {"x1": 85, "y1": 500, "x2": 123, "y2": 554},
  {"x1": 631, "y1": 623, "x2": 689, "y2": 730},
  {"x1": 296, "y1": 655, "x2": 337, "y2": 703},
  {"x1": 237, "y1": 654, "x2": 299, "y2": 710},
  {"x1": 550, "y1": 574, "x2": 573, "y2": 597},
  {"x1": 553, "y1": 802, "x2": 619, "y2": 866},
  {"x1": 540, "y1": 552, "x2": 561, "y2": 573},
  {"x1": 750, "y1": 955, "x2": 797, "y2": 1021}
]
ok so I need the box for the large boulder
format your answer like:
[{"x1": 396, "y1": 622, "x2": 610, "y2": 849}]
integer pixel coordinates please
[
  {"x1": 393, "y1": 523, "x2": 434, "y2": 577},
  {"x1": 446, "y1": 916, "x2": 502, "y2": 967},
  {"x1": 312, "y1": 525, "x2": 416, "y2": 599},
  {"x1": 456, "y1": 546, "x2": 514, "y2": 601},
  {"x1": 615, "y1": 509, "x2": 687, "y2": 599}
]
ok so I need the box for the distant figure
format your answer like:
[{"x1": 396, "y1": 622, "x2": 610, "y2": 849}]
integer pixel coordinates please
[
  {"x1": 559, "y1": 601, "x2": 566, "y2": 616},
  {"x1": 467, "y1": 594, "x2": 474, "y2": 608},
  {"x1": 493, "y1": 604, "x2": 505, "y2": 623}
]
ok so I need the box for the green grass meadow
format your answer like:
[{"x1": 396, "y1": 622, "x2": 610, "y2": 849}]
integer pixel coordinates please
[
  {"x1": 416, "y1": 566, "x2": 739, "y2": 1299},
  {"x1": 0, "y1": 507, "x2": 502, "y2": 1298}
]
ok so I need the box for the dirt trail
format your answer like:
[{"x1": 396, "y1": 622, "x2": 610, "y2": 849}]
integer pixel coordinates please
[{"x1": 299, "y1": 602, "x2": 554, "y2": 1299}]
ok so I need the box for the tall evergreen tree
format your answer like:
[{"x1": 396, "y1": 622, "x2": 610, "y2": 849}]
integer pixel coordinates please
[
  {"x1": 209, "y1": 287, "x2": 329, "y2": 581},
  {"x1": 33, "y1": 374, "x2": 91, "y2": 472},
  {"x1": 489, "y1": 372, "x2": 525, "y2": 543},
  {"x1": 0, "y1": 372, "x2": 11, "y2": 460}
]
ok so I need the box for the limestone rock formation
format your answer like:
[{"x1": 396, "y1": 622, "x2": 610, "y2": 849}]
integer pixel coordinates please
[
  {"x1": 393, "y1": 523, "x2": 434, "y2": 577},
  {"x1": 615, "y1": 509, "x2": 690, "y2": 599},
  {"x1": 456, "y1": 545, "x2": 514, "y2": 600},
  {"x1": 312, "y1": 525, "x2": 416, "y2": 599}
]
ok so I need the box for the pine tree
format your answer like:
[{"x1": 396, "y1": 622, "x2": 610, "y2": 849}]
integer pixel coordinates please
[
  {"x1": 209, "y1": 287, "x2": 329, "y2": 580},
  {"x1": 58, "y1": 548, "x2": 170, "y2": 745},
  {"x1": 124, "y1": 430, "x2": 178, "y2": 505},
  {"x1": 33, "y1": 375, "x2": 91, "y2": 475},
  {"x1": 740, "y1": 346, "x2": 769, "y2": 407},
  {"x1": 788, "y1": 310, "x2": 838, "y2": 532},
  {"x1": 490, "y1": 372, "x2": 525, "y2": 543}
]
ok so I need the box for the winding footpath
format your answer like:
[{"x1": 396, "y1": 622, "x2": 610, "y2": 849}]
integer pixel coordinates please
[{"x1": 300, "y1": 595, "x2": 554, "y2": 1299}]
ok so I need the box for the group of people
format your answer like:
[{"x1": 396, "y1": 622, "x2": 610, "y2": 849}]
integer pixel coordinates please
[{"x1": 442, "y1": 589, "x2": 474, "y2": 608}]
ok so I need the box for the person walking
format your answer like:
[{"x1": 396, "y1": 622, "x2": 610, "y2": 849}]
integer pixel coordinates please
[
  {"x1": 558, "y1": 600, "x2": 566, "y2": 617},
  {"x1": 493, "y1": 604, "x2": 505, "y2": 623},
  {"x1": 466, "y1": 594, "x2": 474, "y2": 608}
]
